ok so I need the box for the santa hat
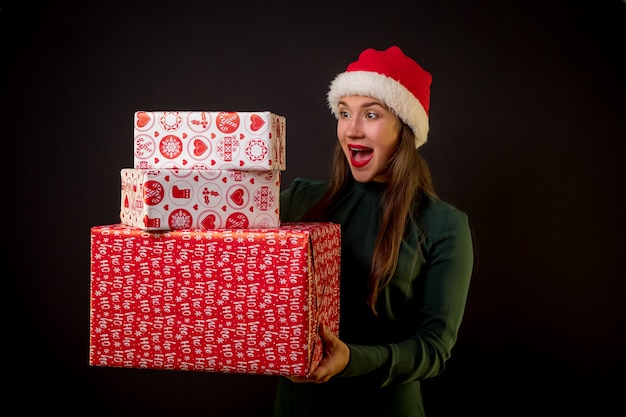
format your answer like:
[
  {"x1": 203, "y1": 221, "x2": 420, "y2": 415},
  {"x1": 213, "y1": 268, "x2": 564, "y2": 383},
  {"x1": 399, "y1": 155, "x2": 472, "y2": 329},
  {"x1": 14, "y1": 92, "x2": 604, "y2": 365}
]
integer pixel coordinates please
[{"x1": 327, "y1": 46, "x2": 432, "y2": 148}]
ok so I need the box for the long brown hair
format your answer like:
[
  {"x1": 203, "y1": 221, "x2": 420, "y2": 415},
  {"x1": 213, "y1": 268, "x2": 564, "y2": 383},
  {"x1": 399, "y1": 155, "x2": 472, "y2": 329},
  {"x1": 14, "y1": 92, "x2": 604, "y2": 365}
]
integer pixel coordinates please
[{"x1": 301, "y1": 123, "x2": 436, "y2": 315}]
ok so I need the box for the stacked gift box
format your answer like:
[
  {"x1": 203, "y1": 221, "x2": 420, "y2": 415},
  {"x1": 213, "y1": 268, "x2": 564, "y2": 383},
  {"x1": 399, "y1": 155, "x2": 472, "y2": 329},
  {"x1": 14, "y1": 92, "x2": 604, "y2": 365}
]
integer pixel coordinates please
[
  {"x1": 89, "y1": 111, "x2": 341, "y2": 377},
  {"x1": 127, "y1": 111, "x2": 286, "y2": 231}
]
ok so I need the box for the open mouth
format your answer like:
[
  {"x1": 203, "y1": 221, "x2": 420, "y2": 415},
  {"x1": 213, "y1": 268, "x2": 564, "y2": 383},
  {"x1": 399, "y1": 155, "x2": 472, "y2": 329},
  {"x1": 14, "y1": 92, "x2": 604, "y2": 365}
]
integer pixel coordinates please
[{"x1": 348, "y1": 144, "x2": 373, "y2": 168}]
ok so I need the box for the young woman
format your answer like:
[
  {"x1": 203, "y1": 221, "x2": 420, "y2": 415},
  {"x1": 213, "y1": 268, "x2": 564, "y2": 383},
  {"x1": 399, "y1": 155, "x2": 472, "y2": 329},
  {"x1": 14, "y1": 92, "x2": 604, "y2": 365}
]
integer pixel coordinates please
[{"x1": 274, "y1": 46, "x2": 474, "y2": 416}]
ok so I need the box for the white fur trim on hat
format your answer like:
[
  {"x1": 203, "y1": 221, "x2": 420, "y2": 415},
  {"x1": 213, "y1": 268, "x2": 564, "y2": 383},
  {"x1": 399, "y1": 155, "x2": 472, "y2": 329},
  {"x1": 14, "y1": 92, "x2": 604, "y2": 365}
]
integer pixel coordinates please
[{"x1": 327, "y1": 70, "x2": 430, "y2": 148}]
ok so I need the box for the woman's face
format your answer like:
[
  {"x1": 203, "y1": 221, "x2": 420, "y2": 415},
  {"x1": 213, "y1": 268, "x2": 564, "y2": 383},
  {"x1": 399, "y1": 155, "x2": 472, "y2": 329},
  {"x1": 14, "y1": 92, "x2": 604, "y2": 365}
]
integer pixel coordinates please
[{"x1": 337, "y1": 95, "x2": 402, "y2": 183}]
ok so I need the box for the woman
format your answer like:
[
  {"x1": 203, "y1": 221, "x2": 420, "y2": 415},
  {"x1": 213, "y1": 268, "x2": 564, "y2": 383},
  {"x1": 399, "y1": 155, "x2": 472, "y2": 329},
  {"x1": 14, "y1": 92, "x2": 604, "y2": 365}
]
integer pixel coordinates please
[{"x1": 274, "y1": 46, "x2": 474, "y2": 416}]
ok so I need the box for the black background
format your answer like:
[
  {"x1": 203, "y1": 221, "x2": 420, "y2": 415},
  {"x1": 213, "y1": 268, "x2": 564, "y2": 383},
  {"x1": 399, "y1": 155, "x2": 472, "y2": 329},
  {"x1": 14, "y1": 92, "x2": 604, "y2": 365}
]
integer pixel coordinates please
[{"x1": 2, "y1": 1, "x2": 624, "y2": 416}]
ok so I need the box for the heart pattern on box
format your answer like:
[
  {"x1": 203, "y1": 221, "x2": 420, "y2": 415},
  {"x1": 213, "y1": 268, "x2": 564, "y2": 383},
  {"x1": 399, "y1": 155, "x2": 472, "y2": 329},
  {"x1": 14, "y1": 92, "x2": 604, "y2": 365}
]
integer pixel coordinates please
[
  {"x1": 201, "y1": 214, "x2": 216, "y2": 229},
  {"x1": 250, "y1": 114, "x2": 265, "y2": 131},
  {"x1": 136, "y1": 111, "x2": 151, "y2": 128},
  {"x1": 121, "y1": 168, "x2": 279, "y2": 230},
  {"x1": 229, "y1": 188, "x2": 245, "y2": 206},
  {"x1": 193, "y1": 139, "x2": 208, "y2": 156},
  {"x1": 128, "y1": 111, "x2": 285, "y2": 229},
  {"x1": 135, "y1": 111, "x2": 285, "y2": 171}
]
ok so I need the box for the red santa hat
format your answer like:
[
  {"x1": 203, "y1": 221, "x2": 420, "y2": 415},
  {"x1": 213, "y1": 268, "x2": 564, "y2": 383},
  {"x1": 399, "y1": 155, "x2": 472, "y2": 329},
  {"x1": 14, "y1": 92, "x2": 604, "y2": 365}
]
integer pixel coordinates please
[{"x1": 327, "y1": 45, "x2": 432, "y2": 148}]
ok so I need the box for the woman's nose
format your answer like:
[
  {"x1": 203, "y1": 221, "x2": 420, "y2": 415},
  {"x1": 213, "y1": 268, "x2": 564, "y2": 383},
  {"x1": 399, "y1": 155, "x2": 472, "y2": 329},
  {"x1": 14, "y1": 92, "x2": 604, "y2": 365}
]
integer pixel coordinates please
[{"x1": 345, "y1": 118, "x2": 364, "y2": 138}]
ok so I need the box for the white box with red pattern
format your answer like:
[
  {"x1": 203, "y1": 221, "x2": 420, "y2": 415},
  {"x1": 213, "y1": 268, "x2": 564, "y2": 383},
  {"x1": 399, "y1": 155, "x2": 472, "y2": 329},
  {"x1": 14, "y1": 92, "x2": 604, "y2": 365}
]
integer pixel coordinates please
[
  {"x1": 119, "y1": 168, "x2": 280, "y2": 231},
  {"x1": 133, "y1": 111, "x2": 286, "y2": 172}
]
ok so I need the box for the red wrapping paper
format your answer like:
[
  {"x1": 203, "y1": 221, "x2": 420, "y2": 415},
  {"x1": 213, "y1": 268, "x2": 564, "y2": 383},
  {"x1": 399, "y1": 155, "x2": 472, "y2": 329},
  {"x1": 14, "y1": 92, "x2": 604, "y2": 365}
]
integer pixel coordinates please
[{"x1": 89, "y1": 223, "x2": 340, "y2": 377}]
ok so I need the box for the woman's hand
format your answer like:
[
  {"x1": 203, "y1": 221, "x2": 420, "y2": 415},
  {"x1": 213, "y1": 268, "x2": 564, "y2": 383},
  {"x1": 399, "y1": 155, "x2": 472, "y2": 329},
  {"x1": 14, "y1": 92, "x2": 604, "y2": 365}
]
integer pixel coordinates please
[{"x1": 288, "y1": 324, "x2": 350, "y2": 384}]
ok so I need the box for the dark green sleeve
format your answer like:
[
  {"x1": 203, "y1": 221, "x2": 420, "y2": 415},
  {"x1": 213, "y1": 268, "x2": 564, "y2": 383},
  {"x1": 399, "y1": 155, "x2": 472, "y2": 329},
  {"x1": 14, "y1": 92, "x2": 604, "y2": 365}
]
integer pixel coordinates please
[
  {"x1": 279, "y1": 177, "x2": 329, "y2": 222},
  {"x1": 340, "y1": 203, "x2": 474, "y2": 387}
]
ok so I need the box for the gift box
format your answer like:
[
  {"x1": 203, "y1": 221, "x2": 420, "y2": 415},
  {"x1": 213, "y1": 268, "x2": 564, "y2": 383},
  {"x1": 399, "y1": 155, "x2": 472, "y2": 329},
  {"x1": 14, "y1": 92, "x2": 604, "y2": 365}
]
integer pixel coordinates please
[
  {"x1": 119, "y1": 168, "x2": 280, "y2": 231},
  {"x1": 89, "y1": 222, "x2": 341, "y2": 377},
  {"x1": 134, "y1": 111, "x2": 286, "y2": 171}
]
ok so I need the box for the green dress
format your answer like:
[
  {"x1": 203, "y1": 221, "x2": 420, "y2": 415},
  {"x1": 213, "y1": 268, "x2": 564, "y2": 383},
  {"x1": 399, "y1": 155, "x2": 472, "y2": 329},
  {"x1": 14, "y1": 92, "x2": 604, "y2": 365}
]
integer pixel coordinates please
[{"x1": 273, "y1": 177, "x2": 474, "y2": 417}]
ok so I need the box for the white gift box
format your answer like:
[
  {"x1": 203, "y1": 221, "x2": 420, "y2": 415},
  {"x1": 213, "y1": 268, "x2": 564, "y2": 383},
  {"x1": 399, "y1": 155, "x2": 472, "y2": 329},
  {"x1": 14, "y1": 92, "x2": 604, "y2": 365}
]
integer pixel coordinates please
[
  {"x1": 119, "y1": 168, "x2": 280, "y2": 230},
  {"x1": 133, "y1": 111, "x2": 286, "y2": 171}
]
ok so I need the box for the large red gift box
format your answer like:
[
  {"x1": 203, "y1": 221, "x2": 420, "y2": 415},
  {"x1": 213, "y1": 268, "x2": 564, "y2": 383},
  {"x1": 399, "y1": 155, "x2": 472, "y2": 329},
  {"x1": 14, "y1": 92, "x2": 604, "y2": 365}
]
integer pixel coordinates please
[
  {"x1": 119, "y1": 168, "x2": 280, "y2": 231},
  {"x1": 134, "y1": 111, "x2": 286, "y2": 172},
  {"x1": 89, "y1": 222, "x2": 340, "y2": 377}
]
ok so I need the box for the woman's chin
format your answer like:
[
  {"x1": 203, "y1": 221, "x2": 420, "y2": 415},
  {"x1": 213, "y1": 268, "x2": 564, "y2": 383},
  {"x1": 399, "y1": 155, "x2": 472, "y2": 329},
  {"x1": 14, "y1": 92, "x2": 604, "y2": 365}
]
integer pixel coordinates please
[{"x1": 349, "y1": 168, "x2": 376, "y2": 183}]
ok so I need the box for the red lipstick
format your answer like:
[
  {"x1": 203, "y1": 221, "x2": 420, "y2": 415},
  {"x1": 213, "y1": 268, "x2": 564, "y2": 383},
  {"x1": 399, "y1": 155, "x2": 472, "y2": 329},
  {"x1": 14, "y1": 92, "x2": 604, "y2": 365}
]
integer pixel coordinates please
[{"x1": 348, "y1": 144, "x2": 373, "y2": 168}]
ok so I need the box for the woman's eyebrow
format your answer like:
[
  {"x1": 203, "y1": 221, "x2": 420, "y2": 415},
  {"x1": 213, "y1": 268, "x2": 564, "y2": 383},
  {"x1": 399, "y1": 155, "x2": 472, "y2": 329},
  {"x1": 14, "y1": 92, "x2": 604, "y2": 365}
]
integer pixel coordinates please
[{"x1": 337, "y1": 100, "x2": 386, "y2": 109}]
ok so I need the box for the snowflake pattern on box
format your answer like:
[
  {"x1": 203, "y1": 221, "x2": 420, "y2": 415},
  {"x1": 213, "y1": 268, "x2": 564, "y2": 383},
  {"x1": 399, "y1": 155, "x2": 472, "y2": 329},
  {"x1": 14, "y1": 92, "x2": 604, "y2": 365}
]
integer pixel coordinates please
[
  {"x1": 119, "y1": 168, "x2": 280, "y2": 231},
  {"x1": 89, "y1": 223, "x2": 340, "y2": 377},
  {"x1": 134, "y1": 111, "x2": 286, "y2": 171}
]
